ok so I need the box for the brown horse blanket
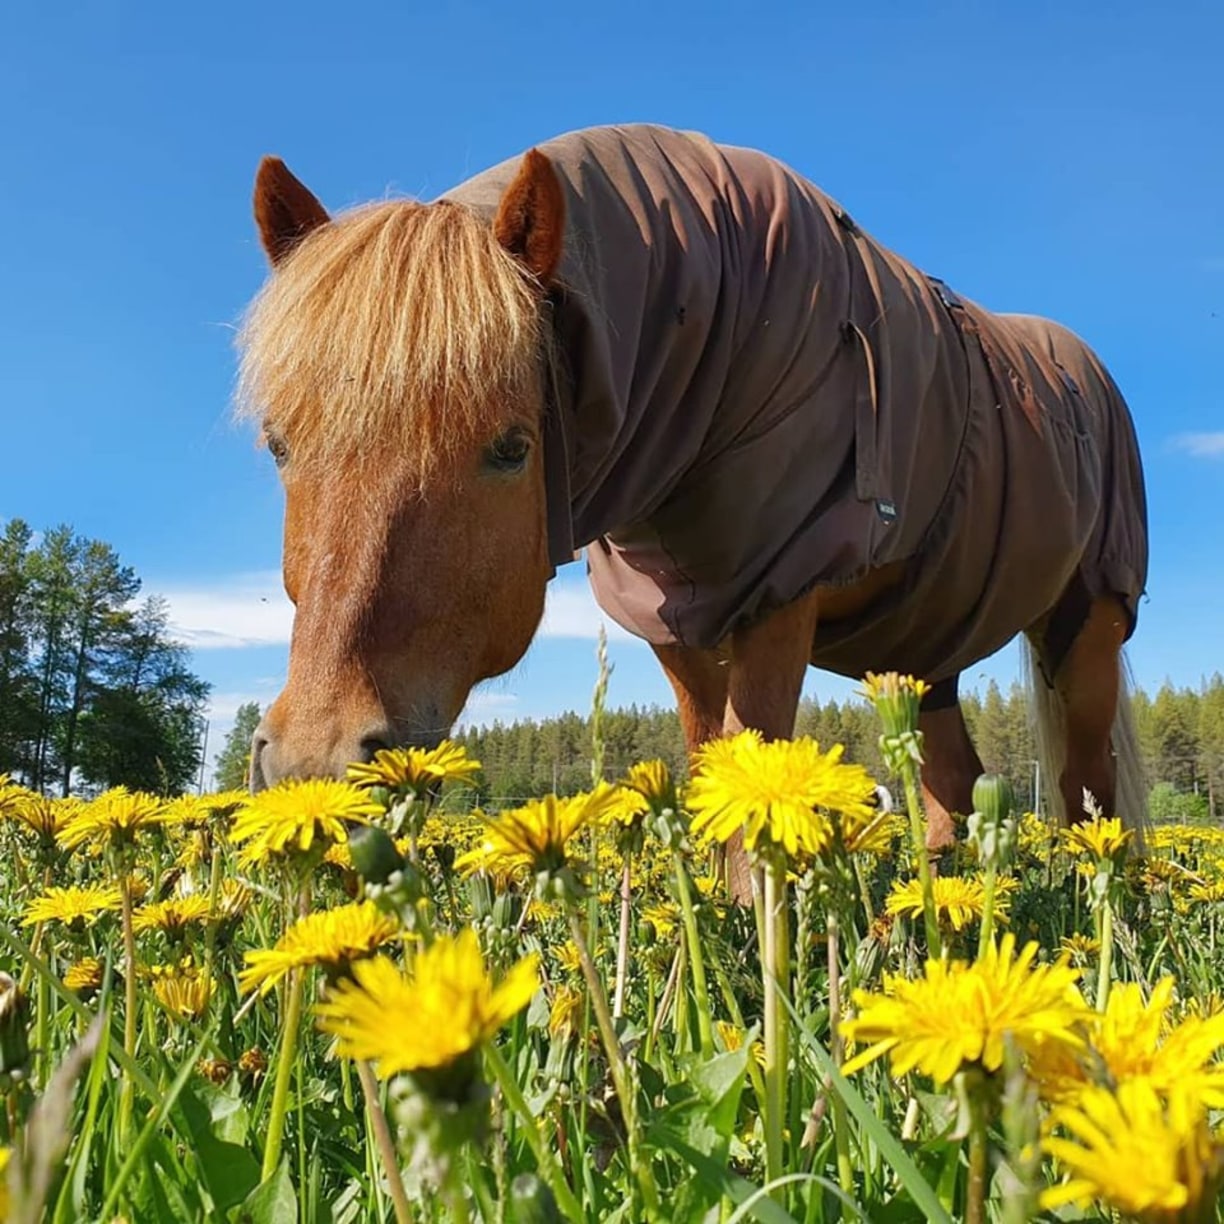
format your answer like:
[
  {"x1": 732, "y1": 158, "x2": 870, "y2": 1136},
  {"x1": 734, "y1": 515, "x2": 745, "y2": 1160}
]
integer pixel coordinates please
[{"x1": 444, "y1": 124, "x2": 1147, "y2": 683}]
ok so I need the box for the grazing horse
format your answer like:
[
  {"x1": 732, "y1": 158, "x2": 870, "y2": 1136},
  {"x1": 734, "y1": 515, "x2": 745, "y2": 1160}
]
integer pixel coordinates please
[{"x1": 237, "y1": 123, "x2": 1149, "y2": 894}]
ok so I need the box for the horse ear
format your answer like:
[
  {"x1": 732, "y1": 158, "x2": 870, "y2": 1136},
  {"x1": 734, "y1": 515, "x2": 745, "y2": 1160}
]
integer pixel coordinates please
[
  {"x1": 254, "y1": 156, "x2": 331, "y2": 266},
  {"x1": 492, "y1": 148, "x2": 565, "y2": 284}
]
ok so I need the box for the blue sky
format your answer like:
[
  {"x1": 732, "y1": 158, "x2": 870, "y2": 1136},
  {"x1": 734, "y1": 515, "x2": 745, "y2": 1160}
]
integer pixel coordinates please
[{"x1": 2, "y1": 1, "x2": 1221, "y2": 778}]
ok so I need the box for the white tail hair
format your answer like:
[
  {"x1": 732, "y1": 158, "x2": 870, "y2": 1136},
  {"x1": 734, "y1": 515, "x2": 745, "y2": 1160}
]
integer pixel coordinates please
[{"x1": 1020, "y1": 636, "x2": 1148, "y2": 852}]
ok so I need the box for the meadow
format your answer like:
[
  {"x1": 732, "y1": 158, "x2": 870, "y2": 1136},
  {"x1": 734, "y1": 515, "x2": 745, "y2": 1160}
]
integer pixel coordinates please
[{"x1": 0, "y1": 664, "x2": 1221, "y2": 1223}]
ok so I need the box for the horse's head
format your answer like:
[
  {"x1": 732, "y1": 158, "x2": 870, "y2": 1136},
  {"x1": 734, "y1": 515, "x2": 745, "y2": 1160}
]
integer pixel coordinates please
[{"x1": 237, "y1": 150, "x2": 566, "y2": 789}]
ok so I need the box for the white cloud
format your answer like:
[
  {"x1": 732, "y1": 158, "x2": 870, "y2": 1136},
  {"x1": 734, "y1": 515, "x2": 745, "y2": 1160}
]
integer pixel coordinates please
[
  {"x1": 154, "y1": 571, "x2": 292, "y2": 650},
  {"x1": 1170, "y1": 432, "x2": 1224, "y2": 459},
  {"x1": 536, "y1": 579, "x2": 638, "y2": 642},
  {"x1": 456, "y1": 690, "x2": 520, "y2": 728},
  {"x1": 150, "y1": 570, "x2": 642, "y2": 651}
]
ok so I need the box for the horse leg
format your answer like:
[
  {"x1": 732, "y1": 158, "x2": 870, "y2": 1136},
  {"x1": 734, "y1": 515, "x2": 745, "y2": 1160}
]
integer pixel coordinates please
[
  {"x1": 917, "y1": 675, "x2": 984, "y2": 864},
  {"x1": 721, "y1": 590, "x2": 822, "y2": 901},
  {"x1": 652, "y1": 641, "x2": 731, "y2": 754},
  {"x1": 1027, "y1": 592, "x2": 1129, "y2": 825},
  {"x1": 653, "y1": 589, "x2": 820, "y2": 904},
  {"x1": 652, "y1": 639, "x2": 735, "y2": 889}
]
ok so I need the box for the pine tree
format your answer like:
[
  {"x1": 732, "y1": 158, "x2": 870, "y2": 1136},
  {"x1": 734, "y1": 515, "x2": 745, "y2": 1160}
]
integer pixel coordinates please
[
  {"x1": 212, "y1": 701, "x2": 263, "y2": 792},
  {"x1": 0, "y1": 519, "x2": 37, "y2": 776}
]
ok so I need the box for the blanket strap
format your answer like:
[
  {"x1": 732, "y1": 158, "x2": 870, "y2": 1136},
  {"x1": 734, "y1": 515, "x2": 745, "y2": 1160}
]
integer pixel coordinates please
[{"x1": 833, "y1": 206, "x2": 884, "y2": 507}]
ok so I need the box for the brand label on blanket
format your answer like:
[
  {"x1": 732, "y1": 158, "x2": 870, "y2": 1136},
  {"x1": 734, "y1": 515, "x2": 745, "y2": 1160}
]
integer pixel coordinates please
[{"x1": 876, "y1": 499, "x2": 898, "y2": 524}]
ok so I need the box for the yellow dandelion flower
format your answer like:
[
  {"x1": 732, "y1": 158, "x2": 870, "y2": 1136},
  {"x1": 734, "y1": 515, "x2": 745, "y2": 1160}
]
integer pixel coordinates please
[
  {"x1": 228, "y1": 778, "x2": 383, "y2": 866},
  {"x1": 345, "y1": 740, "x2": 481, "y2": 794},
  {"x1": 57, "y1": 787, "x2": 174, "y2": 853},
  {"x1": 1058, "y1": 933, "x2": 1101, "y2": 961},
  {"x1": 153, "y1": 969, "x2": 215, "y2": 1021},
  {"x1": 555, "y1": 940, "x2": 583, "y2": 974},
  {"x1": 685, "y1": 730, "x2": 878, "y2": 860},
  {"x1": 1041, "y1": 1079, "x2": 1224, "y2": 1219},
  {"x1": 716, "y1": 1020, "x2": 767, "y2": 1067},
  {"x1": 198, "y1": 789, "x2": 251, "y2": 823},
  {"x1": 1030, "y1": 976, "x2": 1224, "y2": 1108},
  {"x1": 840, "y1": 934, "x2": 1090, "y2": 1084},
  {"x1": 6, "y1": 793, "x2": 81, "y2": 842},
  {"x1": 132, "y1": 895, "x2": 213, "y2": 936},
  {"x1": 215, "y1": 879, "x2": 252, "y2": 922},
  {"x1": 1180, "y1": 992, "x2": 1224, "y2": 1022},
  {"x1": 603, "y1": 785, "x2": 650, "y2": 828},
  {"x1": 22, "y1": 884, "x2": 122, "y2": 928},
  {"x1": 323, "y1": 840, "x2": 353, "y2": 870},
  {"x1": 63, "y1": 957, "x2": 104, "y2": 996},
  {"x1": 453, "y1": 786, "x2": 620, "y2": 879},
  {"x1": 621, "y1": 759, "x2": 677, "y2": 811},
  {"x1": 641, "y1": 903, "x2": 679, "y2": 940},
  {"x1": 1189, "y1": 880, "x2": 1224, "y2": 904},
  {"x1": 525, "y1": 898, "x2": 562, "y2": 925},
  {"x1": 549, "y1": 983, "x2": 585, "y2": 1039},
  {"x1": 172, "y1": 828, "x2": 211, "y2": 870},
  {"x1": 885, "y1": 875, "x2": 1015, "y2": 932},
  {"x1": 1059, "y1": 816, "x2": 1132, "y2": 861},
  {"x1": 314, "y1": 929, "x2": 539, "y2": 1077},
  {"x1": 161, "y1": 794, "x2": 217, "y2": 828},
  {"x1": 839, "y1": 806, "x2": 904, "y2": 856},
  {"x1": 238, "y1": 900, "x2": 401, "y2": 996},
  {"x1": 0, "y1": 774, "x2": 25, "y2": 815}
]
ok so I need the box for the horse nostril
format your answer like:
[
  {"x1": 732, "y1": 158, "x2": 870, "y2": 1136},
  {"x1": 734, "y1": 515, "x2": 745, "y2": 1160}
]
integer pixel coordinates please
[
  {"x1": 358, "y1": 731, "x2": 395, "y2": 763},
  {"x1": 249, "y1": 733, "x2": 271, "y2": 792}
]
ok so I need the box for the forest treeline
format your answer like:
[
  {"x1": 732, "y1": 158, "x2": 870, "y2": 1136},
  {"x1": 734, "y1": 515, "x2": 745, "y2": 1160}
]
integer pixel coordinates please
[
  {"x1": 441, "y1": 676, "x2": 1224, "y2": 823},
  {"x1": 0, "y1": 518, "x2": 210, "y2": 796}
]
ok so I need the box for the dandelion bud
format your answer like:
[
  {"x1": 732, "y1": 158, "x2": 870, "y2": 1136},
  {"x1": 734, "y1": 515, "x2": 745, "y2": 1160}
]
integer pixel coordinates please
[
  {"x1": 346, "y1": 825, "x2": 404, "y2": 885},
  {"x1": 968, "y1": 774, "x2": 1018, "y2": 871},
  {"x1": 468, "y1": 873, "x2": 494, "y2": 923},
  {"x1": 973, "y1": 774, "x2": 1014, "y2": 828},
  {"x1": 0, "y1": 972, "x2": 31, "y2": 1082},
  {"x1": 365, "y1": 785, "x2": 393, "y2": 811}
]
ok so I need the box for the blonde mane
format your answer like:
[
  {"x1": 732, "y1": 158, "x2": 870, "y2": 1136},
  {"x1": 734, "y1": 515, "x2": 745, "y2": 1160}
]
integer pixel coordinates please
[{"x1": 235, "y1": 198, "x2": 545, "y2": 482}]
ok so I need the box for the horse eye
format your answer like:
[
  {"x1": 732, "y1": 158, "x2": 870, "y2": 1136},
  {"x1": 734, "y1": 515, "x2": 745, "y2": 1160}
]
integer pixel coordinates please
[
  {"x1": 483, "y1": 427, "x2": 531, "y2": 473},
  {"x1": 266, "y1": 433, "x2": 289, "y2": 467}
]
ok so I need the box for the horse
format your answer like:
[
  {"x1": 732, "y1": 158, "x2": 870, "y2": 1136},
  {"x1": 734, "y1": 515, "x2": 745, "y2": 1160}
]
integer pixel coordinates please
[{"x1": 235, "y1": 123, "x2": 1149, "y2": 896}]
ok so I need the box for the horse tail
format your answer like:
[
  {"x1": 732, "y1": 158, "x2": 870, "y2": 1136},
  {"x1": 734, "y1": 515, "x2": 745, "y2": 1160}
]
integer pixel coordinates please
[
  {"x1": 1110, "y1": 649, "x2": 1150, "y2": 852},
  {"x1": 1019, "y1": 636, "x2": 1148, "y2": 851}
]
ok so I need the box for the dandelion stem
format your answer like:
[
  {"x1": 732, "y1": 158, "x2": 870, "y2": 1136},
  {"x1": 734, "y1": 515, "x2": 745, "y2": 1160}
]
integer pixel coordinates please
[
  {"x1": 203, "y1": 835, "x2": 225, "y2": 982},
  {"x1": 901, "y1": 767, "x2": 942, "y2": 960},
  {"x1": 34, "y1": 936, "x2": 50, "y2": 1091},
  {"x1": 965, "y1": 1075, "x2": 989, "y2": 1224},
  {"x1": 826, "y1": 909, "x2": 854, "y2": 1198},
  {"x1": 613, "y1": 856, "x2": 632, "y2": 1019},
  {"x1": 356, "y1": 1058, "x2": 414, "y2": 1224},
  {"x1": 853, "y1": 853, "x2": 876, "y2": 929},
  {"x1": 262, "y1": 965, "x2": 304, "y2": 1182},
  {"x1": 118, "y1": 869, "x2": 138, "y2": 1146},
  {"x1": 262, "y1": 878, "x2": 310, "y2": 1182},
  {"x1": 567, "y1": 910, "x2": 659, "y2": 1220},
  {"x1": 762, "y1": 857, "x2": 790, "y2": 1203},
  {"x1": 673, "y1": 856, "x2": 714, "y2": 1059},
  {"x1": 977, "y1": 860, "x2": 999, "y2": 960},
  {"x1": 1095, "y1": 887, "x2": 1115, "y2": 1013},
  {"x1": 485, "y1": 1040, "x2": 585, "y2": 1224}
]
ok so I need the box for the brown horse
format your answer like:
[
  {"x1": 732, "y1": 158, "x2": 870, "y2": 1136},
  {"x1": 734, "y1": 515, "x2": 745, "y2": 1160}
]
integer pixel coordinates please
[{"x1": 236, "y1": 124, "x2": 1149, "y2": 889}]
